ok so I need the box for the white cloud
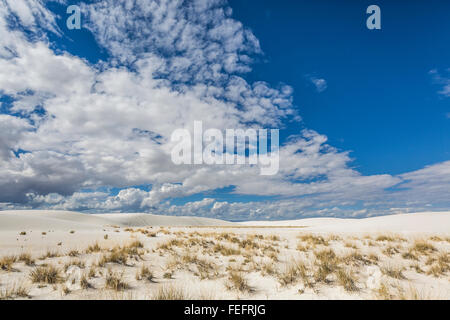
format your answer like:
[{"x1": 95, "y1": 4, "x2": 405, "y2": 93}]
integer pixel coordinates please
[
  {"x1": 429, "y1": 68, "x2": 450, "y2": 97},
  {"x1": 309, "y1": 76, "x2": 327, "y2": 93},
  {"x1": 0, "y1": 1, "x2": 448, "y2": 219}
]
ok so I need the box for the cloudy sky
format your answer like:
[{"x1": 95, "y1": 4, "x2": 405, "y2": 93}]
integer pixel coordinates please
[{"x1": 0, "y1": 0, "x2": 449, "y2": 220}]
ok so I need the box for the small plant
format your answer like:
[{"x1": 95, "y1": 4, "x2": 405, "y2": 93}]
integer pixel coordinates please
[
  {"x1": 39, "y1": 250, "x2": 59, "y2": 260},
  {"x1": 128, "y1": 240, "x2": 144, "y2": 249},
  {"x1": 227, "y1": 270, "x2": 251, "y2": 293},
  {"x1": 336, "y1": 269, "x2": 358, "y2": 292},
  {"x1": 298, "y1": 234, "x2": 328, "y2": 246},
  {"x1": 0, "y1": 282, "x2": 30, "y2": 300},
  {"x1": 64, "y1": 260, "x2": 85, "y2": 272},
  {"x1": 86, "y1": 242, "x2": 102, "y2": 254},
  {"x1": 30, "y1": 265, "x2": 62, "y2": 284},
  {"x1": 136, "y1": 265, "x2": 154, "y2": 282},
  {"x1": 18, "y1": 253, "x2": 35, "y2": 266},
  {"x1": 382, "y1": 265, "x2": 406, "y2": 280},
  {"x1": 153, "y1": 285, "x2": 187, "y2": 300},
  {"x1": 213, "y1": 244, "x2": 240, "y2": 256},
  {"x1": 62, "y1": 285, "x2": 71, "y2": 295},
  {"x1": 412, "y1": 241, "x2": 436, "y2": 254},
  {"x1": 376, "y1": 235, "x2": 395, "y2": 242},
  {"x1": 70, "y1": 230, "x2": 75, "y2": 234},
  {"x1": 278, "y1": 263, "x2": 300, "y2": 286},
  {"x1": 105, "y1": 270, "x2": 129, "y2": 291},
  {"x1": 376, "y1": 281, "x2": 392, "y2": 300},
  {"x1": 383, "y1": 246, "x2": 400, "y2": 256},
  {"x1": 0, "y1": 256, "x2": 16, "y2": 271},
  {"x1": 68, "y1": 250, "x2": 79, "y2": 257},
  {"x1": 100, "y1": 249, "x2": 128, "y2": 265},
  {"x1": 88, "y1": 266, "x2": 97, "y2": 278},
  {"x1": 402, "y1": 250, "x2": 418, "y2": 261},
  {"x1": 80, "y1": 274, "x2": 92, "y2": 289}
]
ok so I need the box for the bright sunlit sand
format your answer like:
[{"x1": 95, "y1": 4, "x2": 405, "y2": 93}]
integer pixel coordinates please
[{"x1": 0, "y1": 210, "x2": 449, "y2": 300}]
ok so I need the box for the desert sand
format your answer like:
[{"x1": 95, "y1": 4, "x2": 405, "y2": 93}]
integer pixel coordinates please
[{"x1": 0, "y1": 210, "x2": 449, "y2": 300}]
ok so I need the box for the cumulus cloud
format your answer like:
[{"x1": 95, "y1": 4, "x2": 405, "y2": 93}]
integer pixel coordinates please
[{"x1": 0, "y1": 0, "x2": 449, "y2": 219}]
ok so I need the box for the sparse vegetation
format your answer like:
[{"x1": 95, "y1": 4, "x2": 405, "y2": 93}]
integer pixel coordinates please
[
  {"x1": 30, "y1": 265, "x2": 62, "y2": 284},
  {"x1": 18, "y1": 253, "x2": 35, "y2": 266},
  {"x1": 105, "y1": 270, "x2": 129, "y2": 291},
  {"x1": 0, "y1": 282, "x2": 30, "y2": 300},
  {"x1": 382, "y1": 265, "x2": 406, "y2": 279},
  {"x1": 136, "y1": 265, "x2": 154, "y2": 282},
  {"x1": 0, "y1": 256, "x2": 17, "y2": 271},
  {"x1": 153, "y1": 285, "x2": 187, "y2": 300},
  {"x1": 336, "y1": 268, "x2": 358, "y2": 292},
  {"x1": 227, "y1": 270, "x2": 251, "y2": 293}
]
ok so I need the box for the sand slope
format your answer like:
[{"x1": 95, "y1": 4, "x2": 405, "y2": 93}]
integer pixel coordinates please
[
  {"x1": 242, "y1": 212, "x2": 450, "y2": 234},
  {"x1": 0, "y1": 210, "x2": 233, "y2": 231},
  {"x1": 1, "y1": 210, "x2": 449, "y2": 233}
]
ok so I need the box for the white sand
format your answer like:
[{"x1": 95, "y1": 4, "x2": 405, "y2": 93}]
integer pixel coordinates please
[
  {"x1": 0, "y1": 210, "x2": 449, "y2": 300},
  {"x1": 0, "y1": 210, "x2": 234, "y2": 231},
  {"x1": 242, "y1": 211, "x2": 450, "y2": 234}
]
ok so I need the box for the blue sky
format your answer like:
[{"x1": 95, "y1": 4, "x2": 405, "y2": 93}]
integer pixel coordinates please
[
  {"x1": 0, "y1": 0, "x2": 449, "y2": 220},
  {"x1": 230, "y1": 0, "x2": 450, "y2": 176}
]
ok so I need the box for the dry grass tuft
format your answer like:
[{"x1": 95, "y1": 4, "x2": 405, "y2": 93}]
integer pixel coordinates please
[
  {"x1": 18, "y1": 253, "x2": 35, "y2": 266},
  {"x1": 213, "y1": 244, "x2": 241, "y2": 256},
  {"x1": 426, "y1": 253, "x2": 449, "y2": 277},
  {"x1": 105, "y1": 270, "x2": 129, "y2": 291},
  {"x1": 298, "y1": 234, "x2": 328, "y2": 246},
  {"x1": 86, "y1": 242, "x2": 102, "y2": 254},
  {"x1": 136, "y1": 265, "x2": 154, "y2": 282},
  {"x1": 0, "y1": 255, "x2": 17, "y2": 271},
  {"x1": 39, "y1": 250, "x2": 60, "y2": 260},
  {"x1": 227, "y1": 270, "x2": 251, "y2": 293},
  {"x1": 80, "y1": 274, "x2": 92, "y2": 289},
  {"x1": 412, "y1": 241, "x2": 436, "y2": 254},
  {"x1": 30, "y1": 265, "x2": 63, "y2": 284},
  {"x1": 68, "y1": 250, "x2": 79, "y2": 257},
  {"x1": 381, "y1": 265, "x2": 406, "y2": 279},
  {"x1": 153, "y1": 285, "x2": 188, "y2": 300},
  {"x1": 0, "y1": 282, "x2": 30, "y2": 300},
  {"x1": 336, "y1": 268, "x2": 358, "y2": 292}
]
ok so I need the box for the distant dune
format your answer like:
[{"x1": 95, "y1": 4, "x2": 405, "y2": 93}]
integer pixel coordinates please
[
  {"x1": 0, "y1": 210, "x2": 449, "y2": 234},
  {"x1": 243, "y1": 211, "x2": 450, "y2": 234},
  {"x1": 0, "y1": 210, "x2": 234, "y2": 231}
]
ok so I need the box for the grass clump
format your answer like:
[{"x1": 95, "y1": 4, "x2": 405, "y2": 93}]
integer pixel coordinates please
[
  {"x1": 18, "y1": 253, "x2": 35, "y2": 266},
  {"x1": 0, "y1": 282, "x2": 30, "y2": 300},
  {"x1": 298, "y1": 234, "x2": 328, "y2": 246},
  {"x1": 227, "y1": 270, "x2": 251, "y2": 293},
  {"x1": 136, "y1": 265, "x2": 154, "y2": 282},
  {"x1": 105, "y1": 270, "x2": 129, "y2": 291},
  {"x1": 30, "y1": 265, "x2": 62, "y2": 284},
  {"x1": 381, "y1": 265, "x2": 406, "y2": 280},
  {"x1": 153, "y1": 285, "x2": 188, "y2": 300},
  {"x1": 0, "y1": 256, "x2": 17, "y2": 271},
  {"x1": 213, "y1": 244, "x2": 241, "y2": 256},
  {"x1": 336, "y1": 269, "x2": 358, "y2": 292},
  {"x1": 86, "y1": 242, "x2": 102, "y2": 253},
  {"x1": 412, "y1": 241, "x2": 436, "y2": 254}
]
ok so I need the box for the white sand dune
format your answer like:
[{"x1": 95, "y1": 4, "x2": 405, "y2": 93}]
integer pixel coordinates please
[
  {"x1": 95, "y1": 213, "x2": 235, "y2": 227},
  {"x1": 1, "y1": 210, "x2": 449, "y2": 233},
  {"x1": 242, "y1": 211, "x2": 450, "y2": 234},
  {"x1": 0, "y1": 210, "x2": 449, "y2": 300},
  {"x1": 0, "y1": 210, "x2": 233, "y2": 231}
]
